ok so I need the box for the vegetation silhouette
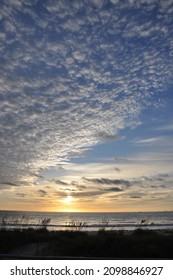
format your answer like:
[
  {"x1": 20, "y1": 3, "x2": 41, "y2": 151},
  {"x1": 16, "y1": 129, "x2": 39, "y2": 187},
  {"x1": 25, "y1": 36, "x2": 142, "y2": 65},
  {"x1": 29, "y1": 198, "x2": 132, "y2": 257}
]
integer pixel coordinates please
[{"x1": 0, "y1": 216, "x2": 173, "y2": 259}]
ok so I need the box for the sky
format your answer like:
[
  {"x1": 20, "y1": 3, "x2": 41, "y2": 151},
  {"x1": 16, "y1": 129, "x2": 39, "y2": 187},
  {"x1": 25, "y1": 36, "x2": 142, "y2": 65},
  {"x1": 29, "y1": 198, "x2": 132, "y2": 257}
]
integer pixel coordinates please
[{"x1": 0, "y1": 0, "x2": 173, "y2": 212}]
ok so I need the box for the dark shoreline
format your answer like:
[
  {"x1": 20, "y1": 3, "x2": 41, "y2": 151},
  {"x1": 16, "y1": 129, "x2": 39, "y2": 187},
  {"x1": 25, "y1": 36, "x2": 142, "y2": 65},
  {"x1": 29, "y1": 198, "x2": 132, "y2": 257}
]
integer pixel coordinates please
[{"x1": 0, "y1": 228, "x2": 173, "y2": 259}]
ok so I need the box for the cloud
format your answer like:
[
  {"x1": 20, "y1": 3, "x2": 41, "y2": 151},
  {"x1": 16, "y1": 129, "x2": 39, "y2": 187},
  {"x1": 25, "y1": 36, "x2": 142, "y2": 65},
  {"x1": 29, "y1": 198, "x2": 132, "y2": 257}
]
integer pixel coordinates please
[
  {"x1": 114, "y1": 167, "x2": 121, "y2": 172},
  {"x1": 97, "y1": 132, "x2": 119, "y2": 141},
  {"x1": 136, "y1": 137, "x2": 160, "y2": 144},
  {"x1": 141, "y1": 176, "x2": 153, "y2": 182},
  {"x1": 0, "y1": 0, "x2": 173, "y2": 187},
  {"x1": 59, "y1": 187, "x2": 76, "y2": 192},
  {"x1": 100, "y1": 187, "x2": 123, "y2": 192},
  {"x1": 53, "y1": 189, "x2": 103, "y2": 201},
  {"x1": 135, "y1": 135, "x2": 173, "y2": 147},
  {"x1": 71, "y1": 181, "x2": 87, "y2": 189},
  {"x1": 110, "y1": 0, "x2": 119, "y2": 4},
  {"x1": 88, "y1": 0, "x2": 105, "y2": 8},
  {"x1": 53, "y1": 180, "x2": 68, "y2": 186},
  {"x1": 83, "y1": 177, "x2": 132, "y2": 187},
  {"x1": 0, "y1": 182, "x2": 19, "y2": 187},
  {"x1": 114, "y1": 157, "x2": 130, "y2": 163},
  {"x1": 156, "y1": 123, "x2": 173, "y2": 131},
  {"x1": 38, "y1": 189, "x2": 47, "y2": 197},
  {"x1": 16, "y1": 192, "x2": 27, "y2": 198},
  {"x1": 158, "y1": 173, "x2": 169, "y2": 178}
]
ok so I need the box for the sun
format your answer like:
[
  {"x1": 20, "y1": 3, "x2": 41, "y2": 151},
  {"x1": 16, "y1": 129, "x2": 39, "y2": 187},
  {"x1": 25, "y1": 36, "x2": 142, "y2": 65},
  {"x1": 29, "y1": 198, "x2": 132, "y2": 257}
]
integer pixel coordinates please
[{"x1": 64, "y1": 195, "x2": 73, "y2": 204}]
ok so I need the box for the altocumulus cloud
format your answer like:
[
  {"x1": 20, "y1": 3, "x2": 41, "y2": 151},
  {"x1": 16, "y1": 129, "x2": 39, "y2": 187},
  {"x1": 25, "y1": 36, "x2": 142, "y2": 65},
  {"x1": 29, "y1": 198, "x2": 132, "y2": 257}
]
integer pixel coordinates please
[{"x1": 0, "y1": 0, "x2": 173, "y2": 187}]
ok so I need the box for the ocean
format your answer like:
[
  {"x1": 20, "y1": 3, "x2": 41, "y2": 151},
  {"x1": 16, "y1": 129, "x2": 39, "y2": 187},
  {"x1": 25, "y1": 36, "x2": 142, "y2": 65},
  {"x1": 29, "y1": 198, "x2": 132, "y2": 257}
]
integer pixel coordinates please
[{"x1": 0, "y1": 210, "x2": 173, "y2": 231}]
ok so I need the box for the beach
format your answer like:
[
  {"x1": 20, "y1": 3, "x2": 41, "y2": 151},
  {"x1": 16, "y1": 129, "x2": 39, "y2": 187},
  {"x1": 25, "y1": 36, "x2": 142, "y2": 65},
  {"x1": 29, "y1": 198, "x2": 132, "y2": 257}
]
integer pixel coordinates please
[{"x1": 0, "y1": 227, "x2": 173, "y2": 259}]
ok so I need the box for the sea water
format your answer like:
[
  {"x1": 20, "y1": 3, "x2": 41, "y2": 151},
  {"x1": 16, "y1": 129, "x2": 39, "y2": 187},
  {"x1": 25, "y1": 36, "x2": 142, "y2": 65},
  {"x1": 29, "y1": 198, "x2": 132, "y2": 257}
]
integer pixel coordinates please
[{"x1": 0, "y1": 210, "x2": 173, "y2": 231}]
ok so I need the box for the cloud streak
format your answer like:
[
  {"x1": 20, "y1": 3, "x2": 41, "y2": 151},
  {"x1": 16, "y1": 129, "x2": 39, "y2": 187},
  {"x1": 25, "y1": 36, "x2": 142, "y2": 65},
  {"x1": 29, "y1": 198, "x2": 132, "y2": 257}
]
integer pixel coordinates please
[{"x1": 83, "y1": 177, "x2": 132, "y2": 187}]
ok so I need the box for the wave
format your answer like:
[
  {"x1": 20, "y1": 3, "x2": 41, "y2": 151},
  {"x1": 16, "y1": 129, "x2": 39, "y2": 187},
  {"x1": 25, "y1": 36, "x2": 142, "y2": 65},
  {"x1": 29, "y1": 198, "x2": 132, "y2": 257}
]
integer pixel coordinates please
[{"x1": 1, "y1": 222, "x2": 173, "y2": 231}]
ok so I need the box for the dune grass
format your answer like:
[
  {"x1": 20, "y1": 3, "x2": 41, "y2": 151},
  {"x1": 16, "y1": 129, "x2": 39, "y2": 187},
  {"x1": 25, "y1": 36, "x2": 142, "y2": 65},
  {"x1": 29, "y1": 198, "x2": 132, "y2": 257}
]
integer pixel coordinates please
[
  {"x1": 0, "y1": 227, "x2": 173, "y2": 259},
  {"x1": 0, "y1": 215, "x2": 173, "y2": 258}
]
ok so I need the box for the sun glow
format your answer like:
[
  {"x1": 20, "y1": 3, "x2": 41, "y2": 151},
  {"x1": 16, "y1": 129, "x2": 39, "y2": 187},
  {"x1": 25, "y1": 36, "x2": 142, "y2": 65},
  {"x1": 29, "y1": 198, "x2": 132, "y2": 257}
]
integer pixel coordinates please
[{"x1": 64, "y1": 195, "x2": 73, "y2": 204}]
